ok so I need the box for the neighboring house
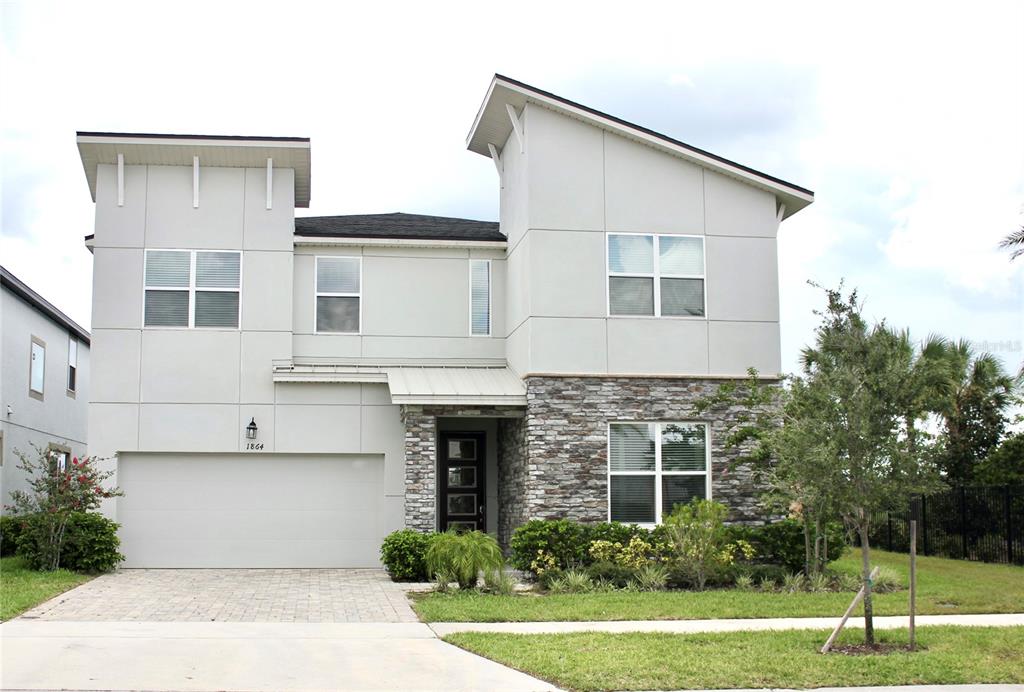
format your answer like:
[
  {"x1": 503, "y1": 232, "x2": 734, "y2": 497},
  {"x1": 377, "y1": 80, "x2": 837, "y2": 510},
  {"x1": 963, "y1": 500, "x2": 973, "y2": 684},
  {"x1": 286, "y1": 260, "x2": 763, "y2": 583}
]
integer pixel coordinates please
[
  {"x1": 1, "y1": 266, "x2": 90, "y2": 508},
  {"x1": 78, "y1": 74, "x2": 813, "y2": 568}
]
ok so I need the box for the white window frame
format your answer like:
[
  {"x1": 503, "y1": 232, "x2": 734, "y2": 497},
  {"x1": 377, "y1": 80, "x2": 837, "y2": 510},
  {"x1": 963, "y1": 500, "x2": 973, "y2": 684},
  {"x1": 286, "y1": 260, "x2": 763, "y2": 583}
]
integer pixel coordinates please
[
  {"x1": 469, "y1": 258, "x2": 492, "y2": 337},
  {"x1": 606, "y1": 233, "x2": 707, "y2": 319},
  {"x1": 67, "y1": 334, "x2": 78, "y2": 396},
  {"x1": 142, "y1": 249, "x2": 242, "y2": 329},
  {"x1": 606, "y1": 421, "x2": 712, "y2": 527},
  {"x1": 29, "y1": 336, "x2": 45, "y2": 400},
  {"x1": 314, "y1": 255, "x2": 362, "y2": 335}
]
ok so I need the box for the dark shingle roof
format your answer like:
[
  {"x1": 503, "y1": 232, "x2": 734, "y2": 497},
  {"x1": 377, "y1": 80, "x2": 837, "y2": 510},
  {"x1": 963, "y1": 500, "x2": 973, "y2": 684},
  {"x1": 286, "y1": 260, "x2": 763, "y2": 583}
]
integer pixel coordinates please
[
  {"x1": 1, "y1": 265, "x2": 91, "y2": 345},
  {"x1": 294, "y1": 213, "x2": 504, "y2": 242}
]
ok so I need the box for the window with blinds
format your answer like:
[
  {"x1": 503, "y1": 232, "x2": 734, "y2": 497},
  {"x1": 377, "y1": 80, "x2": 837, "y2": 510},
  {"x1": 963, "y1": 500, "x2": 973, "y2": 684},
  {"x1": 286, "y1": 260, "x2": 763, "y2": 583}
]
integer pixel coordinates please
[
  {"x1": 608, "y1": 234, "x2": 705, "y2": 317},
  {"x1": 315, "y1": 256, "x2": 361, "y2": 333},
  {"x1": 144, "y1": 250, "x2": 241, "y2": 328},
  {"x1": 67, "y1": 335, "x2": 78, "y2": 393},
  {"x1": 609, "y1": 422, "x2": 709, "y2": 524},
  {"x1": 470, "y1": 259, "x2": 491, "y2": 336}
]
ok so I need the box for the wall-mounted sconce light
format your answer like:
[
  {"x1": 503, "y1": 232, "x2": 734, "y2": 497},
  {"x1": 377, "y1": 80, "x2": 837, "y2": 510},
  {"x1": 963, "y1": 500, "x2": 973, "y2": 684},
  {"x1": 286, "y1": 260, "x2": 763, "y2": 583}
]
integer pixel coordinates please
[{"x1": 245, "y1": 417, "x2": 258, "y2": 440}]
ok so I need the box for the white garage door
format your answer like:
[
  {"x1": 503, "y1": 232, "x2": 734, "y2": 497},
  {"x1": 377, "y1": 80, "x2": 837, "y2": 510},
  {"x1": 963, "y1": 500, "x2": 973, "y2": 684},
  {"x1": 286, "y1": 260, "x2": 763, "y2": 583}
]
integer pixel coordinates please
[{"x1": 117, "y1": 453, "x2": 386, "y2": 568}]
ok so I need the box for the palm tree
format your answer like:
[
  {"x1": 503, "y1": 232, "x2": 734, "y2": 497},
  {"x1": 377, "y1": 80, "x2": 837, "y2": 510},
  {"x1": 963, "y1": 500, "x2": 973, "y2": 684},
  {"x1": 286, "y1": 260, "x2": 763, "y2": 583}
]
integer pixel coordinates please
[
  {"x1": 1001, "y1": 225, "x2": 1024, "y2": 260},
  {"x1": 934, "y1": 340, "x2": 1017, "y2": 483}
]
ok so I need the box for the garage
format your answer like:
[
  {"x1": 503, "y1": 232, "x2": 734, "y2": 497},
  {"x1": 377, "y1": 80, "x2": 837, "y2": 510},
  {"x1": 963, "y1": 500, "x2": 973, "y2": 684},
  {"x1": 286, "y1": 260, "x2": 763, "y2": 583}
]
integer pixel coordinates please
[{"x1": 116, "y1": 453, "x2": 386, "y2": 568}]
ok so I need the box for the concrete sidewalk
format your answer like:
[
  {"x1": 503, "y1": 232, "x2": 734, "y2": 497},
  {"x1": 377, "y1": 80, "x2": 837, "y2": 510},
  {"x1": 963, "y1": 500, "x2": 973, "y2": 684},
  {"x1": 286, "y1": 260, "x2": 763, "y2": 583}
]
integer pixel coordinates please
[
  {"x1": 0, "y1": 620, "x2": 557, "y2": 691},
  {"x1": 430, "y1": 612, "x2": 1024, "y2": 636}
]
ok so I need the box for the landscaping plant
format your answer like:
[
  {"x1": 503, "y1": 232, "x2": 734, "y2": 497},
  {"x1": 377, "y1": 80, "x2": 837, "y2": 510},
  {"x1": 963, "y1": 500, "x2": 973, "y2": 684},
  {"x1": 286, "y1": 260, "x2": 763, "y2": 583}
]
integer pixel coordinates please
[
  {"x1": 662, "y1": 499, "x2": 755, "y2": 590},
  {"x1": 631, "y1": 563, "x2": 670, "y2": 591},
  {"x1": 483, "y1": 568, "x2": 517, "y2": 596},
  {"x1": 23, "y1": 511, "x2": 124, "y2": 573},
  {"x1": 425, "y1": 530, "x2": 504, "y2": 590},
  {"x1": 380, "y1": 529, "x2": 436, "y2": 581},
  {"x1": 509, "y1": 519, "x2": 589, "y2": 572},
  {"x1": 0, "y1": 515, "x2": 25, "y2": 557},
  {"x1": 6, "y1": 447, "x2": 122, "y2": 571}
]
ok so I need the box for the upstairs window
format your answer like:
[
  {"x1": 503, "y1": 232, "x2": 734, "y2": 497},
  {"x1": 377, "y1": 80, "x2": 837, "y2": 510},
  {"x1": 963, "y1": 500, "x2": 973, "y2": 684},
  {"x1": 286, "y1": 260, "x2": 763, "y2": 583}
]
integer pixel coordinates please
[
  {"x1": 316, "y1": 256, "x2": 361, "y2": 333},
  {"x1": 608, "y1": 234, "x2": 705, "y2": 317},
  {"x1": 67, "y1": 335, "x2": 78, "y2": 393},
  {"x1": 144, "y1": 250, "x2": 241, "y2": 328},
  {"x1": 29, "y1": 336, "x2": 45, "y2": 399},
  {"x1": 609, "y1": 422, "x2": 710, "y2": 524},
  {"x1": 470, "y1": 259, "x2": 491, "y2": 336}
]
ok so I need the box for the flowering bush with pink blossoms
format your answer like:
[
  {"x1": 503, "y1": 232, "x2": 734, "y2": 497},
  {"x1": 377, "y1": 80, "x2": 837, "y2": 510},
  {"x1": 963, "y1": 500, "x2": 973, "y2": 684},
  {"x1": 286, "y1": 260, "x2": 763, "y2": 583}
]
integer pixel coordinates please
[{"x1": 6, "y1": 446, "x2": 123, "y2": 571}]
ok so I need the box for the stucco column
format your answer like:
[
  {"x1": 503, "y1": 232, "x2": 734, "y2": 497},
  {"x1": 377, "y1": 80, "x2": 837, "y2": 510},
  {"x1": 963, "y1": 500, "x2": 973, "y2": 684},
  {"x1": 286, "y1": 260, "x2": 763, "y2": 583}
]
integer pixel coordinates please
[{"x1": 401, "y1": 405, "x2": 437, "y2": 532}]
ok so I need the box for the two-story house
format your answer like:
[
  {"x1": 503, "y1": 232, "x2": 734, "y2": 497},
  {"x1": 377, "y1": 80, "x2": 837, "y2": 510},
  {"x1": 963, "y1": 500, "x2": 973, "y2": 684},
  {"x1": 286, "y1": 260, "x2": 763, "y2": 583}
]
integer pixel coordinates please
[
  {"x1": 78, "y1": 75, "x2": 812, "y2": 567},
  {"x1": 1, "y1": 266, "x2": 90, "y2": 507}
]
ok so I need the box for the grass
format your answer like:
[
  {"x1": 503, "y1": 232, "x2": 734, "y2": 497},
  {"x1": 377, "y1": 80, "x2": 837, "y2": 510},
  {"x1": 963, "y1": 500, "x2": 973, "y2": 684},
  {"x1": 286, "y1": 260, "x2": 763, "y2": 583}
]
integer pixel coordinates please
[
  {"x1": 0, "y1": 556, "x2": 93, "y2": 621},
  {"x1": 414, "y1": 548, "x2": 1024, "y2": 622},
  {"x1": 445, "y1": 626, "x2": 1024, "y2": 691}
]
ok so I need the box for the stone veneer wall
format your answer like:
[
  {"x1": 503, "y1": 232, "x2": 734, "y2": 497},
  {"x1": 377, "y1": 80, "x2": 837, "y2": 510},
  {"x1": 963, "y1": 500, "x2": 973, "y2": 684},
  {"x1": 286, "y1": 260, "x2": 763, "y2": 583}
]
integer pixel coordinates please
[
  {"x1": 497, "y1": 416, "x2": 528, "y2": 547},
  {"x1": 514, "y1": 376, "x2": 770, "y2": 528},
  {"x1": 401, "y1": 404, "x2": 524, "y2": 533}
]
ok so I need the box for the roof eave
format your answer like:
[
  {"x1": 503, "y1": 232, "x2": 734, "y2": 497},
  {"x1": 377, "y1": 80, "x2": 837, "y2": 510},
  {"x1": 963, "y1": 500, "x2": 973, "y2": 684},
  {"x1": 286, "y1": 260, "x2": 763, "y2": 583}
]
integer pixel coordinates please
[
  {"x1": 75, "y1": 132, "x2": 312, "y2": 208},
  {"x1": 467, "y1": 75, "x2": 814, "y2": 219}
]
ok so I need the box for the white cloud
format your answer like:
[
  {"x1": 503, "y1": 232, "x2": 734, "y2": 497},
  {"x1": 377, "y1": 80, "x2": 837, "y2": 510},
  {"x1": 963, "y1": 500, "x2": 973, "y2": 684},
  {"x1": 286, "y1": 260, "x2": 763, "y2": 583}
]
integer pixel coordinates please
[{"x1": 1, "y1": 0, "x2": 1021, "y2": 386}]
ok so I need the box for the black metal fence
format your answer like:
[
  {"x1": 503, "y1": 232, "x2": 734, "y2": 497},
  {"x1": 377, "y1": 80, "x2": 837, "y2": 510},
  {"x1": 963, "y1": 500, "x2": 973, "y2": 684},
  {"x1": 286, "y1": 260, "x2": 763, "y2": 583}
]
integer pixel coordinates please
[{"x1": 869, "y1": 486, "x2": 1023, "y2": 566}]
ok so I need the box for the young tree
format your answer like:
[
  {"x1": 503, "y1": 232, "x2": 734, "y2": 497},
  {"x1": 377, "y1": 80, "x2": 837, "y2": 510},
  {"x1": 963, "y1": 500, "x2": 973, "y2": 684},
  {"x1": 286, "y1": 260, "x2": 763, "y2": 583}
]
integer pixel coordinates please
[
  {"x1": 6, "y1": 446, "x2": 122, "y2": 570},
  {"x1": 800, "y1": 284, "x2": 940, "y2": 644}
]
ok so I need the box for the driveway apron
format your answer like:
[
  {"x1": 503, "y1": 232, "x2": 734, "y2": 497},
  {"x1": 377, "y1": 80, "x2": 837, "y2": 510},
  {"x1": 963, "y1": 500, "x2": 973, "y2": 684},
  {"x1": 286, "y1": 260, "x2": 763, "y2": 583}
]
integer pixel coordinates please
[{"x1": 4, "y1": 569, "x2": 558, "y2": 691}]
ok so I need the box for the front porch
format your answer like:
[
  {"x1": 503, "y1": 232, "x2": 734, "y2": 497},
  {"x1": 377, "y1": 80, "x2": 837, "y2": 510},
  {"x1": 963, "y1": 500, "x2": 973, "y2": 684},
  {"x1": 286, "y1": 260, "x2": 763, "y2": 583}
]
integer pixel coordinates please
[{"x1": 401, "y1": 405, "x2": 526, "y2": 546}]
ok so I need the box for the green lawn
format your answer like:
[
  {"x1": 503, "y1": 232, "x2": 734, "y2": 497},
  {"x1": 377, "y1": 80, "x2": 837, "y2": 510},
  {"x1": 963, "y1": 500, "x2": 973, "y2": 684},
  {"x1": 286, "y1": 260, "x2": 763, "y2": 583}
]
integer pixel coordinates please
[
  {"x1": 445, "y1": 626, "x2": 1024, "y2": 691},
  {"x1": 0, "y1": 556, "x2": 93, "y2": 621},
  {"x1": 414, "y1": 549, "x2": 1024, "y2": 622}
]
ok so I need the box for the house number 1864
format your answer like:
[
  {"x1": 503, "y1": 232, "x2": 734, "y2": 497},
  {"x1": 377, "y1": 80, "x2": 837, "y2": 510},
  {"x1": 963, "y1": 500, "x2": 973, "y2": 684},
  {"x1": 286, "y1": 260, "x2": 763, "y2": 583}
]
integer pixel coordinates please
[{"x1": 245, "y1": 443, "x2": 264, "y2": 451}]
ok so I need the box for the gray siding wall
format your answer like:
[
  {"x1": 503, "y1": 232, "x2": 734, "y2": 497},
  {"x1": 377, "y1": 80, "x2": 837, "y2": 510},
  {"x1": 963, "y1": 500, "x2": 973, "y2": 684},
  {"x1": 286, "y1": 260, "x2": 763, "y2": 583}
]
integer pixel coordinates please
[{"x1": 1, "y1": 288, "x2": 90, "y2": 508}]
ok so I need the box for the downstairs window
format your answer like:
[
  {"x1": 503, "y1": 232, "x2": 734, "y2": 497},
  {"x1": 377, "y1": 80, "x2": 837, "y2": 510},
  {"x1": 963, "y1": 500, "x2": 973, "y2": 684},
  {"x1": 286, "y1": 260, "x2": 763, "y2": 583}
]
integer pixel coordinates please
[{"x1": 608, "y1": 421, "x2": 710, "y2": 524}]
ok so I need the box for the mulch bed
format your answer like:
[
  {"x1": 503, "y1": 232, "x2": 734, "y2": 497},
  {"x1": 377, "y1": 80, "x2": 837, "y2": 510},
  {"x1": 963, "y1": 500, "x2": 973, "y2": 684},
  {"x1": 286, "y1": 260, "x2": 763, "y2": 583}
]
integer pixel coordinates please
[{"x1": 828, "y1": 643, "x2": 921, "y2": 655}]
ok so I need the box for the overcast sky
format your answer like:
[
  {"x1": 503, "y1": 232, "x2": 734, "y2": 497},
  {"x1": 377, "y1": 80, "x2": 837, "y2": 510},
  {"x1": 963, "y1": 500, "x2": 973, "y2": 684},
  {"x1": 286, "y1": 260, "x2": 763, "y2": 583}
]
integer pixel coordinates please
[{"x1": 2, "y1": 1, "x2": 1022, "y2": 378}]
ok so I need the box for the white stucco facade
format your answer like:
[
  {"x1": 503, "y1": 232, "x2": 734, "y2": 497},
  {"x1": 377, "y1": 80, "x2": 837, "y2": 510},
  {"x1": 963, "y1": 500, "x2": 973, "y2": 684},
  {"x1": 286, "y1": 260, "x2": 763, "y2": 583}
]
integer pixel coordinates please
[{"x1": 79, "y1": 76, "x2": 812, "y2": 567}]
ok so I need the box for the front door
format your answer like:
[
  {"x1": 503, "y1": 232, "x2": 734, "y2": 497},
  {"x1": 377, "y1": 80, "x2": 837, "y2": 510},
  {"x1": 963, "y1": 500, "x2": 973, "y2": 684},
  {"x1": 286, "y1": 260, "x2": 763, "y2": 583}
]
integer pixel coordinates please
[{"x1": 439, "y1": 431, "x2": 486, "y2": 532}]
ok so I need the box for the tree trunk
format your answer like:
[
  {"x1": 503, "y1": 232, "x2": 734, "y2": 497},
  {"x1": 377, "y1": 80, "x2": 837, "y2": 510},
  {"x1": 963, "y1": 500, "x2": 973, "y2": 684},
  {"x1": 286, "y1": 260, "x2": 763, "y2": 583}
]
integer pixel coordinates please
[
  {"x1": 803, "y1": 514, "x2": 813, "y2": 576},
  {"x1": 859, "y1": 522, "x2": 875, "y2": 645},
  {"x1": 813, "y1": 515, "x2": 824, "y2": 574}
]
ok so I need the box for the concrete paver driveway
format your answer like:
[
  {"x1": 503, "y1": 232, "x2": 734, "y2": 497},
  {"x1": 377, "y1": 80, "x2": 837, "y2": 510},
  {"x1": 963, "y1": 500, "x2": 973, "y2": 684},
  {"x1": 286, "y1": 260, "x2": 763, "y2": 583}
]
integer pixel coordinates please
[
  {"x1": 21, "y1": 568, "x2": 429, "y2": 623},
  {"x1": 5, "y1": 569, "x2": 558, "y2": 691}
]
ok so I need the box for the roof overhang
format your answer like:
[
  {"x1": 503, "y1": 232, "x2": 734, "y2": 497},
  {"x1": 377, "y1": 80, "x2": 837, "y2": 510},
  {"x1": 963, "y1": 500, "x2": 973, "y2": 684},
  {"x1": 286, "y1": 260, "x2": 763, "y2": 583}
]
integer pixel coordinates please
[
  {"x1": 467, "y1": 75, "x2": 813, "y2": 220},
  {"x1": 293, "y1": 235, "x2": 507, "y2": 249},
  {"x1": 76, "y1": 132, "x2": 311, "y2": 207},
  {"x1": 272, "y1": 360, "x2": 527, "y2": 406}
]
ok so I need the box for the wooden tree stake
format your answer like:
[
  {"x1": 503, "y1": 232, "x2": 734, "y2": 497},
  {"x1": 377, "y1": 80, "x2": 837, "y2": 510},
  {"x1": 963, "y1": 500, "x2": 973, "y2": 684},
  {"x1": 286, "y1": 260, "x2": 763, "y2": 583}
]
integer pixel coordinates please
[
  {"x1": 909, "y1": 519, "x2": 917, "y2": 651},
  {"x1": 821, "y1": 566, "x2": 880, "y2": 653}
]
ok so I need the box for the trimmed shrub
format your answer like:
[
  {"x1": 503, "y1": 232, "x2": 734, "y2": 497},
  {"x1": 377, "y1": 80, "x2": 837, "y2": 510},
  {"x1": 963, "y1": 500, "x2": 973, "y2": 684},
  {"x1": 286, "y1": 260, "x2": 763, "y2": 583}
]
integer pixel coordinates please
[
  {"x1": 509, "y1": 519, "x2": 589, "y2": 572},
  {"x1": 16, "y1": 512, "x2": 123, "y2": 573},
  {"x1": 1, "y1": 514, "x2": 28, "y2": 557},
  {"x1": 587, "y1": 521, "x2": 644, "y2": 546},
  {"x1": 746, "y1": 519, "x2": 848, "y2": 573},
  {"x1": 60, "y1": 512, "x2": 123, "y2": 572},
  {"x1": 425, "y1": 530, "x2": 504, "y2": 590},
  {"x1": 380, "y1": 529, "x2": 436, "y2": 581},
  {"x1": 585, "y1": 560, "x2": 636, "y2": 588}
]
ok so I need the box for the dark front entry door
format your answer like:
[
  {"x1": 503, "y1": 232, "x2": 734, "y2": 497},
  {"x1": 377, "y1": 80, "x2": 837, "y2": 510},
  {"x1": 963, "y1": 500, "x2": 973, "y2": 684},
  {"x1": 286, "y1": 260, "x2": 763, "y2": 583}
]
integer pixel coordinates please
[{"x1": 439, "y1": 431, "x2": 486, "y2": 532}]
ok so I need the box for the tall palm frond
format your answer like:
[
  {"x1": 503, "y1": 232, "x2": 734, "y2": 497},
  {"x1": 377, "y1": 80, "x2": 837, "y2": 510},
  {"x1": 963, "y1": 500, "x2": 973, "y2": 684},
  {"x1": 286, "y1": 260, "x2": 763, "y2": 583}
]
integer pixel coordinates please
[{"x1": 1001, "y1": 226, "x2": 1024, "y2": 260}]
